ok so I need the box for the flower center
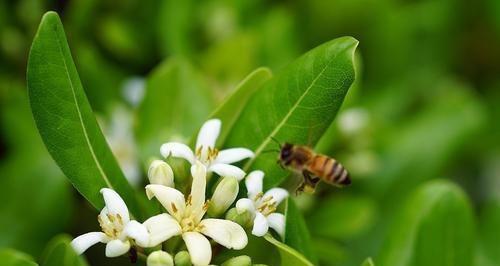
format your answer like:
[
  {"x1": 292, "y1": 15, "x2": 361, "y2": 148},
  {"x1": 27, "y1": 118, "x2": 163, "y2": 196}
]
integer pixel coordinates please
[
  {"x1": 254, "y1": 193, "x2": 277, "y2": 216},
  {"x1": 195, "y1": 146, "x2": 219, "y2": 165},
  {"x1": 98, "y1": 213, "x2": 124, "y2": 239}
]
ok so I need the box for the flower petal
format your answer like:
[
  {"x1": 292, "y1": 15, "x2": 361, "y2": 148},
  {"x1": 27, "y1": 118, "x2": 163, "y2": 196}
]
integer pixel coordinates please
[
  {"x1": 263, "y1": 188, "x2": 289, "y2": 206},
  {"x1": 100, "y1": 188, "x2": 130, "y2": 223},
  {"x1": 267, "y1": 213, "x2": 286, "y2": 239},
  {"x1": 71, "y1": 232, "x2": 109, "y2": 255},
  {"x1": 209, "y1": 163, "x2": 245, "y2": 180},
  {"x1": 143, "y1": 214, "x2": 182, "y2": 247},
  {"x1": 190, "y1": 163, "x2": 207, "y2": 212},
  {"x1": 199, "y1": 219, "x2": 248, "y2": 250},
  {"x1": 214, "y1": 148, "x2": 254, "y2": 164},
  {"x1": 195, "y1": 119, "x2": 221, "y2": 150},
  {"x1": 182, "y1": 232, "x2": 212, "y2": 266},
  {"x1": 124, "y1": 220, "x2": 149, "y2": 247},
  {"x1": 105, "y1": 239, "x2": 130, "y2": 257},
  {"x1": 245, "y1": 170, "x2": 264, "y2": 198},
  {"x1": 235, "y1": 198, "x2": 256, "y2": 216},
  {"x1": 145, "y1": 184, "x2": 186, "y2": 219},
  {"x1": 251, "y1": 212, "x2": 269, "y2": 237},
  {"x1": 160, "y1": 142, "x2": 195, "y2": 164}
]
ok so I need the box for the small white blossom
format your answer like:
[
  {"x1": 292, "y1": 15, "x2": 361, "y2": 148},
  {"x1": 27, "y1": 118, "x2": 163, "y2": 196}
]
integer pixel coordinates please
[
  {"x1": 148, "y1": 160, "x2": 174, "y2": 187},
  {"x1": 70, "y1": 189, "x2": 161, "y2": 257},
  {"x1": 160, "y1": 119, "x2": 253, "y2": 180},
  {"x1": 235, "y1": 171, "x2": 288, "y2": 238},
  {"x1": 145, "y1": 162, "x2": 248, "y2": 266}
]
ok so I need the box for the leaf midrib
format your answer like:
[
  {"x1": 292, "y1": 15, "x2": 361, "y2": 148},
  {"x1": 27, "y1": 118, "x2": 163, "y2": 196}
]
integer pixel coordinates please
[
  {"x1": 54, "y1": 25, "x2": 113, "y2": 189},
  {"x1": 243, "y1": 53, "x2": 339, "y2": 171}
]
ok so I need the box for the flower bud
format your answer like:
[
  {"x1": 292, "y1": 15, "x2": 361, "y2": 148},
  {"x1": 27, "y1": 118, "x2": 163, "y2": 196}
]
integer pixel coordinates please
[
  {"x1": 147, "y1": 251, "x2": 174, "y2": 266},
  {"x1": 208, "y1": 176, "x2": 239, "y2": 217},
  {"x1": 148, "y1": 160, "x2": 174, "y2": 187},
  {"x1": 174, "y1": 251, "x2": 191, "y2": 266},
  {"x1": 226, "y1": 207, "x2": 254, "y2": 229},
  {"x1": 221, "y1": 255, "x2": 252, "y2": 266}
]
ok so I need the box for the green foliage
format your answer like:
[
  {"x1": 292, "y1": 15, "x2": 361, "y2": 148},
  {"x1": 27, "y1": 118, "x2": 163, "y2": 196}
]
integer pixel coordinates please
[
  {"x1": 0, "y1": 248, "x2": 38, "y2": 266},
  {"x1": 284, "y1": 199, "x2": 316, "y2": 264},
  {"x1": 309, "y1": 195, "x2": 376, "y2": 240},
  {"x1": 378, "y1": 180, "x2": 475, "y2": 266},
  {"x1": 136, "y1": 58, "x2": 215, "y2": 160},
  {"x1": 26, "y1": 12, "x2": 139, "y2": 216},
  {"x1": 475, "y1": 200, "x2": 500, "y2": 266},
  {"x1": 225, "y1": 36, "x2": 358, "y2": 188},
  {"x1": 264, "y1": 235, "x2": 313, "y2": 266},
  {"x1": 210, "y1": 67, "x2": 273, "y2": 147},
  {"x1": 40, "y1": 235, "x2": 88, "y2": 266}
]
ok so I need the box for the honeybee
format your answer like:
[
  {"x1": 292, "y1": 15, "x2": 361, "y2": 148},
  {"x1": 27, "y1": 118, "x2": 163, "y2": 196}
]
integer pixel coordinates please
[{"x1": 278, "y1": 143, "x2": 351, "y2": 193}]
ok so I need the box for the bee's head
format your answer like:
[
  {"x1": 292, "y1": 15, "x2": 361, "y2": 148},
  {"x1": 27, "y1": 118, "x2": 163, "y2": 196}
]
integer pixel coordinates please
[{"x1": 280, "y1": 143, "x2": 294, "y2": 164}]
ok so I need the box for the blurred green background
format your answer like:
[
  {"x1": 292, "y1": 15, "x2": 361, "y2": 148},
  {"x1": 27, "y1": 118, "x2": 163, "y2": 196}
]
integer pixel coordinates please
[{"x1": 1, "y1": 0, "x2": 499, "y2": 265}]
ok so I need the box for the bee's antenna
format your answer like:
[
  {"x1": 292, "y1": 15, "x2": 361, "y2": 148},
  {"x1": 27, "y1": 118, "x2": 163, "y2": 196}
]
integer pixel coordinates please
[
  {"x1": 262, "y1": 149, "x2": 280, "y2": 154},
  {"x1": 270, "y1": 136, "x2": 282, "y2": 149}
]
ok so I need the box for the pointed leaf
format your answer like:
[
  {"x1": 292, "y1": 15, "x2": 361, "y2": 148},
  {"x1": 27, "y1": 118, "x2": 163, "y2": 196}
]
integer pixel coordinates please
[
  {"x1": 26, "y1": 12, "x2": 139, "y2": 216},
  {"x1": 225, "y1": 37, "x2": 358, "y2": 188}
]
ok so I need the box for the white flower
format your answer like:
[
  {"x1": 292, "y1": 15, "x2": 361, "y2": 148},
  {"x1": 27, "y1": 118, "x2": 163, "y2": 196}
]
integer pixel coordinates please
[
  {"x1": 235, "y1": 171, "x2": 288, "y2": 238},
  {"x1": 145, "y1": 162, "x2": 248, "y2": 266},
  {"x1": 71, "y1": 188, "x2": 153, "y2": 257},
  {"x1": 160, "y1": 119, "x2": 253, "y2": 180}
]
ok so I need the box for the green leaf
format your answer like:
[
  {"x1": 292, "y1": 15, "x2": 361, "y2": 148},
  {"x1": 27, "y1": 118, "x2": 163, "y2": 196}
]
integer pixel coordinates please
[
  {"x1": 362, "y1": 257, "x2": 375, "y2": 266},
  {"x1": 26, "y1": 12, "x2": 139, "y2": 216},
  {"x1": 284, "y1": 199, "x2": 317, "y2": 264},
  {"x1": 136, "y1": 58, "x2": 215, "y2": 161},
  {"x1": 0, "y1": 248, "x2": 38, "y2": 266},
  {"x1": 378, "y1": 179, "x2": 475, "y2": 266},
  {"x1": 309, "y1": 195, "x2": 376, "y2": 240},
  {"x1": 41, "y1": 235, "x2": 88, "y2": 266},
  {"x1": 264, "y1": 235, "x2": 314, "y2": 266},
  {"x1": 210, "y1": 67, "x2": 273, "y2": 147},
  {"x1": 225, "y1": 36, "x2": 358, "y2": 188}
]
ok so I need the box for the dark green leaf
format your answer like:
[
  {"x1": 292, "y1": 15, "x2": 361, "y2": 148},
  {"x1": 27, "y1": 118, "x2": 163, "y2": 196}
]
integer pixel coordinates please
[
  {"x1": 475, "y1": 200, "x2": 500, "y2": 266},
  {"x1": 41, "y1": 235, "x2": 88, "y2": 266},
  {"x1": 264, "y1": 235, "x2": 314, "y2": 266},
  {"x1": 0, "y1": 249, "x2": 38, "y2": 266},
  {"x1": 26, "y1": 12, "x2": 139, "y2": 216},
  {"x1": 284, "y1": 198, "x2": 317, "y2": 264},
  {"x1": 378, "y1": 179, "x2": 475, "y2": 266},
  {"x1": 211, "y1": 67, "x2": 273, "y2": 147},
  {"x1": 225, "y1": 37, "x2": 358, "y2": 188}
]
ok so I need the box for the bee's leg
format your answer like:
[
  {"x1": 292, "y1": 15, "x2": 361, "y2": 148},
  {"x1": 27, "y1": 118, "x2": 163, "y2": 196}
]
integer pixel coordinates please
[{"x1": 298, "y1": 170, "x2": 319, "y2": 194}]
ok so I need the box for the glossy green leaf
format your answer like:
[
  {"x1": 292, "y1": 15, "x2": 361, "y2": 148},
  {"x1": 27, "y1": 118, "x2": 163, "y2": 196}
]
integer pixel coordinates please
[
  {"x1": 378, "y1": 179, "x2": 475, "y2": 266},
  {"x1": 41, "y1": 235, "x2": 88, "y2": 266},
  {"x1": 225, "y1": 37, "x2": 358, "y2": 188},
  {"x1": 26, "y1": 12, "x2": 139, "y2": 216},
  {"x1": 284, "y1": 199, "x2": 317, "y2": 264},
  {"x1": 136, "y1": 58, "x2": 215, "y2": 160},
  {"x1": 210, "y1": 67, "x2": 273, "y2": 147},
  {"x1": 264, "y1": 235, "x2": 314, "y2": 266},
  {"x1": 0, "y1": 249, "x2": 38, "y2": 266},
  {"x1": 309, "y1": 195, "x2": 376, "y2": 240}
]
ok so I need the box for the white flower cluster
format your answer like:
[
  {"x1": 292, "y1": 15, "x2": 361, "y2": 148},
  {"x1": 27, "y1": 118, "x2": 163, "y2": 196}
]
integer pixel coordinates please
[{"x1": 71, "y1": 119, "x2": 289, "y2": 266}]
